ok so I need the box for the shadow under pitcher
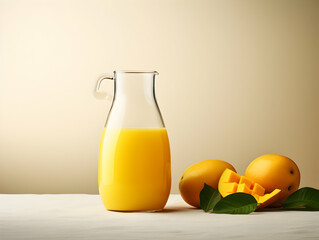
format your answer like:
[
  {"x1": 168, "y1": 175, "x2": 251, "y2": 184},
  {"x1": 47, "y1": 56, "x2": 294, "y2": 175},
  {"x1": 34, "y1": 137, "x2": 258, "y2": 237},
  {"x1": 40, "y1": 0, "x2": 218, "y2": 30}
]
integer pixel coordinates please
[{"x1": 95, "y1": 71, "x2": 171, "y2": 211}]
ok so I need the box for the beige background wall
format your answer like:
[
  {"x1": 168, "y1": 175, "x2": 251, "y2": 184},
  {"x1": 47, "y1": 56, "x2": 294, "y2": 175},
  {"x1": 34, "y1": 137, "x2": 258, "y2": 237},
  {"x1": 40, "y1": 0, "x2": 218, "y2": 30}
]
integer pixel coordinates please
[{"x1": 0, "y1": 0, "x2": 318, "y2": 194}]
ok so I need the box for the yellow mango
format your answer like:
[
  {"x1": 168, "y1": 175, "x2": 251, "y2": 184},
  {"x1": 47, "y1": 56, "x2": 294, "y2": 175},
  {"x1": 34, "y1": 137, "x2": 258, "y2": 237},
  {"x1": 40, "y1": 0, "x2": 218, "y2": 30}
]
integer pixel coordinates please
[
  {"x1": 179, "y1": 160, "x2": 236, "y2": 208},
  {"x1": 218, "y1": 168, "x2": 281, "y2": 209}
]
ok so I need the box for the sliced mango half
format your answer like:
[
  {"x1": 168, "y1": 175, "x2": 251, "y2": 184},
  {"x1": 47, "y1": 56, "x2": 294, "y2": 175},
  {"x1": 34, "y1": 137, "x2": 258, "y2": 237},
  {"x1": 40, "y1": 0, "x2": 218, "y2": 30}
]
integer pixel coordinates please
[{"x1": 218, "y1": 168, "x2": 281, "y2": 209}]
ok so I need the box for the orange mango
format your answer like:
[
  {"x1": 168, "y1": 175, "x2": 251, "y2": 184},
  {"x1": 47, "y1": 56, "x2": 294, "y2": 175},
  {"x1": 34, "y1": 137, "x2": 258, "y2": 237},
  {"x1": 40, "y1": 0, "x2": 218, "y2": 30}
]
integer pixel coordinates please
[
  {"x1": 244, "y1": 154, "x2": 300, "y2": 205},
  {"x1": 218, "y1": 169, "x2": 281, "y2": 209},
  {"x1": 179, "y1": 160, "x2": 236, "y2": 208}
]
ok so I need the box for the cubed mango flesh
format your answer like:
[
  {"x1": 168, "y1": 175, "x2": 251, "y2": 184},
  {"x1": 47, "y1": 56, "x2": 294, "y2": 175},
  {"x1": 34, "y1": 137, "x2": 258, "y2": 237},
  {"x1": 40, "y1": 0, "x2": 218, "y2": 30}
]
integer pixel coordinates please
[
  {"x1": 218, "y1": 168, "x2": 281, "y2": 209},
  {"x1": 251, "y1": 183, "x2": 265, "y2": 196},
  {"x1": 239, "y1": 176, "x2": 253, "y2": 189},
  {"x1": 237, "y1": 183, "x2": 252, "y2": 194}
]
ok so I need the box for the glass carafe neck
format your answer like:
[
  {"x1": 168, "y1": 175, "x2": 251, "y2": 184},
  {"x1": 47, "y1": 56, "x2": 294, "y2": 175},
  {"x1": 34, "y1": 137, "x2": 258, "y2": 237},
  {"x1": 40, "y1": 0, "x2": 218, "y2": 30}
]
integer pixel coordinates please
[
  {"x1": 106, "y1": 71, "x2": 165, "y2": 129},
  {"x1": 115, "y1": 71, "x2": 158, "y2": 102}
]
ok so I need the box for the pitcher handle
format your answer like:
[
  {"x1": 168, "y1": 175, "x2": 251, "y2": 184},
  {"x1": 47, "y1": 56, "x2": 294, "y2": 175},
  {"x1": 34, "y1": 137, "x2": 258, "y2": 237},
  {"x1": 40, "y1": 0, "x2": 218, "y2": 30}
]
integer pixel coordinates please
[{"x1": 94, "y1": 74, "x2": 114, "y2": 100}]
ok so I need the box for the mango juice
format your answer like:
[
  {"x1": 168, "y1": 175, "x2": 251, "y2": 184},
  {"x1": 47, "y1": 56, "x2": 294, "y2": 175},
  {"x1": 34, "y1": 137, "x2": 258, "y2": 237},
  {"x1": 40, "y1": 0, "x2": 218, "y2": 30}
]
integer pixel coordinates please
[{"x1": 98, "y1": 128, "x2": 171, "y2": 211}]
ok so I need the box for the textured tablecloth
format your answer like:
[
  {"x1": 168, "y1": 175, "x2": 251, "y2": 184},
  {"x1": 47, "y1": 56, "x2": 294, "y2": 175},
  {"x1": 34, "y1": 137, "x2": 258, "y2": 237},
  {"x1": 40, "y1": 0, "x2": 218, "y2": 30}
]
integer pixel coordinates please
[{"x1": 0, "y1": 194, "x2": 318, "y2": 240}]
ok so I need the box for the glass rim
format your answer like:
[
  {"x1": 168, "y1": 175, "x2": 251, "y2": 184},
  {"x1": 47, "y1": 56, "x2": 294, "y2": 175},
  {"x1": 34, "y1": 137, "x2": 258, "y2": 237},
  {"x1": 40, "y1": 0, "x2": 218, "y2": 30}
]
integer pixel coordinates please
[{"x1": 114, "y1": 70, "x2": 159, "y2": 75}]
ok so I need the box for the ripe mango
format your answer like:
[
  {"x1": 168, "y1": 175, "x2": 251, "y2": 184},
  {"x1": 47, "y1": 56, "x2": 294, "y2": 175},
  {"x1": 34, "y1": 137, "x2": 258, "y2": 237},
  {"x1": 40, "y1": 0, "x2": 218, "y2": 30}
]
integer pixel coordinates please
[
  {"x1": 218, "y1": 169, "x2": 281, "y2": 209},
  {"x1": 179, "y1": 160, "x2": 236, "y2": 208}
]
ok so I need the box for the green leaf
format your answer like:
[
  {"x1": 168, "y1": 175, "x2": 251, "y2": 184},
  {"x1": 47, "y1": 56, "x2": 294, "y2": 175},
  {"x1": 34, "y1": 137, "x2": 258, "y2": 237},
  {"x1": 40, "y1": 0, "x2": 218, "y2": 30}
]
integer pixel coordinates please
[
  {"x1": 199, "y1": 183, "x2": 221, "y2": 212},
  {"x1": 212, "y1": 193, "x2": 257, "y2": 214},
  {"x1": 282, "y1": 187, "x2": 319, "y2": 210}
]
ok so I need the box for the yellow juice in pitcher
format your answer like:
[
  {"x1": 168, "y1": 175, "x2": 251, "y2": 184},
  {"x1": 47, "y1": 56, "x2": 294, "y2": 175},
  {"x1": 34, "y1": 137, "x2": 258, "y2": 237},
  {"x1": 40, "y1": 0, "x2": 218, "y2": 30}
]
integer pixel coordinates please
[{"x1": 98, "y1": 128, "x2": 171, "y2": 211}]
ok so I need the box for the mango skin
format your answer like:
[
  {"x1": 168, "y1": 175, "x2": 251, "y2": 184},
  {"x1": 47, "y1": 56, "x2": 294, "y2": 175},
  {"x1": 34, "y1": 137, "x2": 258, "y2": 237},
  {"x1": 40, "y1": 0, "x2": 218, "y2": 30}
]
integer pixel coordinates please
[
  {"x1": 245, "y1": 154, "x2": 300, "y2": 205},
  {"x1": 179, "y1": 160, "x2": 236, "y2": 208}
]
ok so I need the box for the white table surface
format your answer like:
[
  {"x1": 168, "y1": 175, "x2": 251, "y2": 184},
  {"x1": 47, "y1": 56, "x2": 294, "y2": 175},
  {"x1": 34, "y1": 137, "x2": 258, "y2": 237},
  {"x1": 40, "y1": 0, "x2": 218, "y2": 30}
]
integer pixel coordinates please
[{"x1": 0, "y1": 194, "x2": 318, "y2": 240}]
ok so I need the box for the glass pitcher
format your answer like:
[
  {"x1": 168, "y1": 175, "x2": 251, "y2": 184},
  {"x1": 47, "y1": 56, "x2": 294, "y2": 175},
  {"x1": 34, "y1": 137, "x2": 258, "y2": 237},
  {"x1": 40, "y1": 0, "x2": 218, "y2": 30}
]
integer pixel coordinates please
[{"x1": 95, "y1": 71, "x2": 171, "y2": 211}]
